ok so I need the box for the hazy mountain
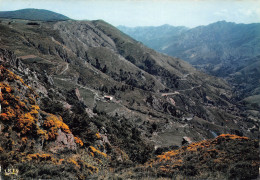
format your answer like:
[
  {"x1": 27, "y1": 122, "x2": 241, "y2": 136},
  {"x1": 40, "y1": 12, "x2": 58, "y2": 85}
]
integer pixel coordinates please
[
  {"x1": 0, "y1": 8, "x2": 70, "y2": 21},
  {"x1": 117, "y1": 24, "x2": 188, "y2": 50},
  {"x1": 0, "y1": 10, "x2": 258, "y2": 179},
  {"x1": 119, "y1": 21, "x2": 260, "y2": 111}
]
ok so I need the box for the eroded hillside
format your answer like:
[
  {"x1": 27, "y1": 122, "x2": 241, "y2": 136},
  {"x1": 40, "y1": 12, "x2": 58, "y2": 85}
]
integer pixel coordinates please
[{"x1": 0, "y1": 17, "x2": 259, "y2": 179}]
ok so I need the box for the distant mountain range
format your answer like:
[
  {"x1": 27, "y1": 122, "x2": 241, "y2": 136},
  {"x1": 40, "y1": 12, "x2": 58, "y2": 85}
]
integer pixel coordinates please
[
  {"x1": 117, "y1": 24, "x2": 188, "y2": 50},
  {"x1": 0, "y1": 8, "x2": 70, "y2": 21},
  {"x1": 118, "y1": 21, "x2": 260, "y2": 109}
]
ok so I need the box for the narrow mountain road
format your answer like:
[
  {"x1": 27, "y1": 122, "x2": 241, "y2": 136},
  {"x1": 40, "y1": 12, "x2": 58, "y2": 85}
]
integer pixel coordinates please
[
  {"x1": 59, "y1": 63, "x2": 69, "y2": 75},
  {"x1": 161, "y1": 92, "x2": 180, "y2": 96},
  {"x1": 161, "y1": 85, "x2": 201, "y2": 97},
  {"x1": 177, "y1": 73, "x2": 192, "y2": 81},
  {"x1": 178, "y1": 85, "x2": 201, "y2": 92},
  {"x1": 75, "y1": 83, "x2": 100, "y2": 108},
  {"x1": 53, "y1": 76, "x2": 100, "y2": 108},
  {"x1": 76, "y1": 83, "x2": 99, "y2": 98}
]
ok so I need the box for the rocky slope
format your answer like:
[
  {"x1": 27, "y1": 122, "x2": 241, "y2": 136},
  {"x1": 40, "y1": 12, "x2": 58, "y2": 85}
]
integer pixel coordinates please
[
  {"x1": 0, "y1": 10, "x2": 259, "y2": 179},
  {"x1": 115, "y1": 134, "x2": 259, "y2": 179},
  {"x1": 0, "y1": 49, "x2": 154, "y2": 179}
]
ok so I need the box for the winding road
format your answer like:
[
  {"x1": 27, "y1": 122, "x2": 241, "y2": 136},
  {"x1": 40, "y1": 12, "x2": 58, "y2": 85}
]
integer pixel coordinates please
[
  {"x1": 161, "y1": 85, "x2": 201, "y2": 97},
  {"x1": 59, "y1": 63, "x2": 69, "y2": 75}
]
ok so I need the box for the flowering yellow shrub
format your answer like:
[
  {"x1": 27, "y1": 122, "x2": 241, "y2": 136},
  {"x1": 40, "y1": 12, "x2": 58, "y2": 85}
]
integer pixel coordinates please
[
  {"x1": 43, "y1": 114, "x2": 71, "y2": 140},
  {"x1": 0, "y1": 113, "x2": 9, "y2": 120},
  {"x1": 5, "y1": 106, "x2": 16, "y2": 120},
  {"x1": 0, "y1": 66, "x2": 44, "y2": 137},
  {"x1": 84, "y1": 163, "x2": 99, "y2": 174},
  {"x1": 4, "y1": 86, "x2": 12, "y2": 93},
  {"x1": 217, "y1": 134, "x2": 249, "y2": 140},
  {"x1": 28, "y1": 96, "x2": 36, "y2": 104},
  {"x1": 74, "y1": 137, "x2": 84, "y2": 146},
  {"x1": 2, "y1": 100, "x2": 9, "y2": 106},
  {"x1": 67, "y1": 158, "x2": 80, "y2": 168},
  {"x1": 145, "y1": 133, "x2": 252, "y2": 175},
  {"x1": 0, "y1": 65, "x2": 28, "y2": 87},
  {"x1": 157, "y1": 150, "x2": 180, "y2": 162},
  {"x1": 95, "y1": 133, "x2": 101, "y2": 139},
  {"x1": 30, "y1": 105, "x2": 40, "y2": 115},
  {"x1": 57, "y1": 159, "x2": 64, "y2": 165},
  {"x1": 17, "y1": 112, "x2": 35, "y2": 134},
  {"x1": 185, "y1": 140, "x2": 211, "y2": 151},
  {"x1": 0, "y1": 82, "x2": 13, "y2": 94},
  {"x1": 37, "y1": 129, "x2": 48, "y2": 140},
  {"x1": 18, "y1": 101, "x2": 26, "y2": 108},
  {"x1": 21, "y1": 137, "x2": 28, "y2": 143},
  {"x1": 0, "y1": 66, "x2": 73, "y2": 143},
  {"x1": 26, "y1": 153, "x2": 53, "y2": 161},
  {"x1": 89, "y1": 146, "x2": 107, "y2": 158}
]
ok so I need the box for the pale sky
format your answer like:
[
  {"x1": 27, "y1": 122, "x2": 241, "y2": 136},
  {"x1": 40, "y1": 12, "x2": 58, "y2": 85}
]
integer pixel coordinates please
[{"x1": 0, "y1": 0, "x2": 259, "y2": 27}]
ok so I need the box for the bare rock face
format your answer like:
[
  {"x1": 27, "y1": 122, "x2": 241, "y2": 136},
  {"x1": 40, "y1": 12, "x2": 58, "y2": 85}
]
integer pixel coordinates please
[
  {"x1": 182, "y1": 136, "x2": 192, "y2": 145},
  {"x1": 0, "y1": 48, "x2": 25, "y2": 72},
  {"x1": 0, "y1": 48, "x2": 17, "y2": 65},
  {"x1": 75, "y1": 88, "x2": 82, "y2": 101},
  {"x1": 49, "y1": 129, "x2": 76, "y2": 153},
  {"x1": 54, "y1": 21, "x2": 117, "y2": 54},
  {"x1": 146, "y1": 95, "x2": 164, "y2": 111}
]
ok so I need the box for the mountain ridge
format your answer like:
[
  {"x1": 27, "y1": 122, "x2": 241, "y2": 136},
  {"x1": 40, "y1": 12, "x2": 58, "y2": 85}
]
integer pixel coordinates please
[{"x1": 0, "y1": 8, "x2": 70, "y2": 21}]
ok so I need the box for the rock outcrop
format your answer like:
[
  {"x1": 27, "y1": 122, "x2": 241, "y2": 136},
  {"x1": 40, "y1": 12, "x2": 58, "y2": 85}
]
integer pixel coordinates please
[{"x1": 48, "y1": 129, "x2": 76, "y2": 153}]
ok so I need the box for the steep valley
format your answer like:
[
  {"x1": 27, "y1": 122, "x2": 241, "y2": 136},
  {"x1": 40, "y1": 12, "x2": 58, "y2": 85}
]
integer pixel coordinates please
[
  {"x1": 118, "y1": 22, "x2": 260, "y2": 119},
  {"x1": 0, "y1": 12, "x2": 259, "y2": 179}
]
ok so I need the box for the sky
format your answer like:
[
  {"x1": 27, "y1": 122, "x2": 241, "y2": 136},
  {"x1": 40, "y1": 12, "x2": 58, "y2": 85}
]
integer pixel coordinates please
[{"x1": 0, "y1": 0, "x2": 259, "y2": 27}]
